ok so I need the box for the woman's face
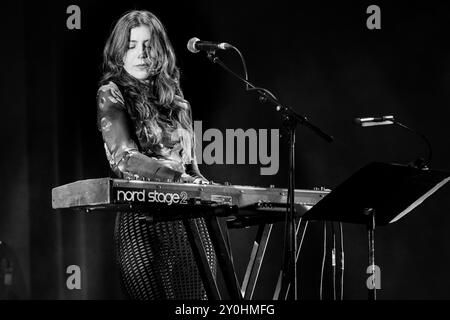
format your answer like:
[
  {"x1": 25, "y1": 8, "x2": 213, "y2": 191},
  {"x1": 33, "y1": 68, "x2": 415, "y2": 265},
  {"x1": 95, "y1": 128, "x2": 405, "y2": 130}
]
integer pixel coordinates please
[{"x1": 123, "y1": 25, "x2": 153, "y2": 80}]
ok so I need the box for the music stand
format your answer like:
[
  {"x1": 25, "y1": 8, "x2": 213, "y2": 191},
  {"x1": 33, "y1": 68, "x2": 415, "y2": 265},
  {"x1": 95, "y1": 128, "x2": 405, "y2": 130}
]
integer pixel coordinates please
[{"x1": 301, "y1": 161, "x2": 450, "y2": 300}]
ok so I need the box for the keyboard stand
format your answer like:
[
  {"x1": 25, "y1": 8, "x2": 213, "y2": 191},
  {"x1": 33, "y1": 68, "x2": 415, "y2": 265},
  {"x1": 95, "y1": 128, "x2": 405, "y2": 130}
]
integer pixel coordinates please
[{"x1": 185, "y1": 206, "x2": 275, "y2": 300}]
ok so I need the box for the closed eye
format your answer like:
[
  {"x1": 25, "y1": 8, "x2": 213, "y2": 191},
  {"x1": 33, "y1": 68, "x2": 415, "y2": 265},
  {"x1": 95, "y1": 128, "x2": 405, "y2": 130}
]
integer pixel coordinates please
[{"x1": 128, "y1": 39, "x2": 150, "y2": 50}]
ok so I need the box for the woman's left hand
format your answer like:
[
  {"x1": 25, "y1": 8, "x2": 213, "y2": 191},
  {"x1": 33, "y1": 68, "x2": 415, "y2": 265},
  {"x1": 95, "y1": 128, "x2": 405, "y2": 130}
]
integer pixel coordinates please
[{"x1": 192, "y1": 177, "x2": 209, "y2": 185}]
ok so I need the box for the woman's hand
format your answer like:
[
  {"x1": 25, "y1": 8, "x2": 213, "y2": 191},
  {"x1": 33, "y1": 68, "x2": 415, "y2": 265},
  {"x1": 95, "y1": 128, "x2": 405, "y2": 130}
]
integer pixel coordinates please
[
  {"x1": 179, "y1": 173, "x2": 209, "y2": 184},
  {"x1": 156, "y1": 158, "x2": 185, "y2": 173},
  {"x1": 192, "y1": 177, "x2": 210, "y2": 185}
]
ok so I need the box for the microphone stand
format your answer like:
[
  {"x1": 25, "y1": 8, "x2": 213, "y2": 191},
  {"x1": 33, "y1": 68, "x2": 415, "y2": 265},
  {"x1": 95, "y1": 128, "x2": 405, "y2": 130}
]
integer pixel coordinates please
[{"x1": 204, "y1": 50, "x2": 334, "y2": 300}]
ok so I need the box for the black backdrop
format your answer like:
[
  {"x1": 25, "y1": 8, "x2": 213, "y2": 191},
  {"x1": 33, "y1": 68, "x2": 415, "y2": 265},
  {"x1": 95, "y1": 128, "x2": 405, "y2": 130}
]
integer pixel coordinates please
[{"x1": 1, "y1": 0, "x2": 450, "y2": 299}]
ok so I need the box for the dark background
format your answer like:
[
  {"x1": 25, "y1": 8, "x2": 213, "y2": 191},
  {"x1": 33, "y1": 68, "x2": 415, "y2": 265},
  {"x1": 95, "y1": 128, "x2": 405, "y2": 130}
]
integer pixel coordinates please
[{"x1": 1, "y1": 0, "x2": 450, "y2": 300}]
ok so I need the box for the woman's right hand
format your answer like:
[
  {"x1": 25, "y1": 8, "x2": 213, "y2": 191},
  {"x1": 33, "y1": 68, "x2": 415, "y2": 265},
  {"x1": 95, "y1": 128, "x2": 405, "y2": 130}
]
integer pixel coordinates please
[
  {"x1": 179, "y1": 173, "x2": 196, "y2": 183},
  {"x1": 179, "y1": 173, "x2": 210, "y2": 184}
]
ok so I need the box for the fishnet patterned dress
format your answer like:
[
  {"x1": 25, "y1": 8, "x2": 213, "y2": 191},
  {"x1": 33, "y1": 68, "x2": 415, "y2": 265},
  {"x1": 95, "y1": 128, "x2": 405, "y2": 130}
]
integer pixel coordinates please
[
  {"x1": 115, "y1": 214, "x2": 216, "y2": 300},
  {"x1": 97, "y1": 81, "x2": 216, "y2": 300}
]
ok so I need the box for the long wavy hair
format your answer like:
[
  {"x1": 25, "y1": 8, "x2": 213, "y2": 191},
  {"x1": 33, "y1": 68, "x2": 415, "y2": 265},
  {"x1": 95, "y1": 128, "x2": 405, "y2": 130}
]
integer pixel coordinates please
[{"x1": 100, "y1": 10, "x2": 194, "y2": 162}]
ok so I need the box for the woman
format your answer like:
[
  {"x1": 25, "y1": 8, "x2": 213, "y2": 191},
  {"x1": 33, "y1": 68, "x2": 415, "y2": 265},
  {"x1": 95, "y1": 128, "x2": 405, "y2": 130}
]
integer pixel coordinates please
[{"x1": 97, "y1": 10, "x2": 216, "y2": 299}]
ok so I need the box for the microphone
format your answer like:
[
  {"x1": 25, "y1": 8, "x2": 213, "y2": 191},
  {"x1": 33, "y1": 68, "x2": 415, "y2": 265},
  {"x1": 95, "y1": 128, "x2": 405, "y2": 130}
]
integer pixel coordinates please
[
  {"x1": 187, "y1": 37, "x2": 231, "y2": 53},
  {"x1": 354, "y1": 115, "x2": 395, "y2": 127}
]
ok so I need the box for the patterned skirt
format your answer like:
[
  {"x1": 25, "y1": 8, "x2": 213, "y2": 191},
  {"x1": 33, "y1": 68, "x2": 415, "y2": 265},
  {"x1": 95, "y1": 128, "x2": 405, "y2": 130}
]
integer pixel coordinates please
[{"x1": 114, "y1": 212, "x2": 217, "y2": 300}]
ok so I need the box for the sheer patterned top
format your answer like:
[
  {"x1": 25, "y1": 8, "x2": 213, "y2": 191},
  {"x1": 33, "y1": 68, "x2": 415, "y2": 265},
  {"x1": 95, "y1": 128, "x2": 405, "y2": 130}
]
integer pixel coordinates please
[{"x1": 96, "y1": 81, "x2": 205, "y2": 182}]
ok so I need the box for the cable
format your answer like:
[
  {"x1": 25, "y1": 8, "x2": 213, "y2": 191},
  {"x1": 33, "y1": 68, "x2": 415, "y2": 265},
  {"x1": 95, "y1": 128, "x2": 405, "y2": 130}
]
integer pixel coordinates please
[
  {"x1": 294, "y1": 219, "x2": 309, "y2": 299},
  {"x1": 280, "y1": 218, "x2": 310, "y2": 300},
  {"x1": 338, "y1": 222, "x2": 344, "y2": 300},
  {"x1": 229, "y1": 45, "x2": 280, "y2": 104},
  {"x1": 296, "y1": 220, "x2": 309, "y2": 262},
  {"x1": 331, "y1": 222, "x2": 336, "y2": 301},
  {"x1": 320, "y1": 221, "x2": 327, "y2": 300},
  {"x1": 247, "y1": 86, "x2": 279, "y2": 101},
  {"x1": 229, "y1": 45, "x2": 250, "y2": 90}
]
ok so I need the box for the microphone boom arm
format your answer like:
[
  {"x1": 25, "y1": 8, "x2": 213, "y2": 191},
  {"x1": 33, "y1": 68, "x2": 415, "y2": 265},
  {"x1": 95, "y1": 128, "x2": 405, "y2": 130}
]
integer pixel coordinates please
[
  {"x1": 393, "y1": 120, "x2": 433, "y2": 168},
  {"x1": 205, "y1": 51, "x2": 334, "y2": 143}
]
